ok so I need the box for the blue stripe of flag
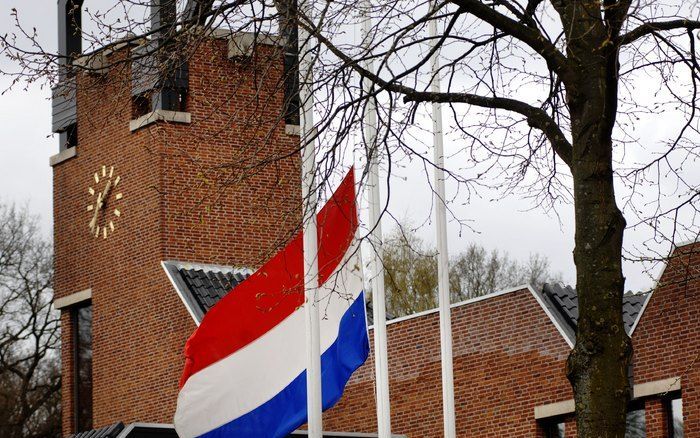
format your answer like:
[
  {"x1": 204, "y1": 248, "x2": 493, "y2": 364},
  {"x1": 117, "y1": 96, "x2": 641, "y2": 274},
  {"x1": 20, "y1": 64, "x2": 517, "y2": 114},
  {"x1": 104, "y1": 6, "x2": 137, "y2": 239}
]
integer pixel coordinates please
[{"x1": 199, "y1": 291, "x2": 369, "y2": 438}]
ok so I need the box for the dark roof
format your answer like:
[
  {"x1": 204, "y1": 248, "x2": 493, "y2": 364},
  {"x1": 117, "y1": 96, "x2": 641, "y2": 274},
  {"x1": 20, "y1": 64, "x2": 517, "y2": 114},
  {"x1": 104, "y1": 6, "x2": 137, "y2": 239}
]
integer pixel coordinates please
[
  {"x1": 163, "y1": 261, "x2": 649, "y2": 349},
  {"x1": 179, "y1": 267, "x2": 249, "y2": 313},
  {"x1": 164, "y1": 260, "x2": 387, "y2": 327},
  {"x1": 539, "y1": 283, "x2": 650, "y2": 344},
  {"x1": 68, "y1": 423, "x2": 180, "y2": 438},
  {"x1": 623, "y1": 292, "x2": 649, "y2": 332},
  {"x1": 69, "y1": 422, "x2": 124, "y2": 438},
  {"x1": 70, "y1": 422, "x2": 402, "y2": 438},
  {"x1": 117, "y1": 423, "x2": 179, "y2": 438},
  {"x1": 289, "y1": 432, "x2": 406, "y2": 437},
  {"x1": 163, "y1": 260, "x2": 252, "y2": 323}
]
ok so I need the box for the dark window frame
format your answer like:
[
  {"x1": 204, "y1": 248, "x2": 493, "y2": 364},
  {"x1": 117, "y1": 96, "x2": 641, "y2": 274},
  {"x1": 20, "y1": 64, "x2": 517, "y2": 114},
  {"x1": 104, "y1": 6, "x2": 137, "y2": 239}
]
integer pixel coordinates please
[
  {"x1": 625, "y1": 399, "x2": 646, "y2": 438},
  {"x1": 60, "y1": 122, "x2": 78, "y2": 152},
  {"x1": 664, "y1": 391, "x2": 683, "y2": 438},
  {"x1": 539, "y1": 400, "x2": 647, "y2": 438},
  {"x1": 71, "y1": 301, "x2": 93, "y2": 433},
  {"x1": 131, "y1": 93, "x2": 152, "y2": 119},
  {"x1": 540, "y1": 415, "x2": 568, "y2": 438}
]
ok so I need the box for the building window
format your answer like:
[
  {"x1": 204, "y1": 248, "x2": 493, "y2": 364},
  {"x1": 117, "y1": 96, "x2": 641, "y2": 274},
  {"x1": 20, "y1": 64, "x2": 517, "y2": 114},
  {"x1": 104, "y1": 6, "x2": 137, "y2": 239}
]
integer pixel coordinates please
[
  {"x1": 132, "y1": 93, "x2": 152, "y2": 119},
  {"x1": 133, "y1": 88, "x2": 188, "y2": 118},
  {"x1": 60, "y1": 123, "x2": 78, "y2": 151},
  {"x1": 668, "y1": 397, "x2": 684, "y2": 437},
  {"x1": 544, "y1": 420, "x2": 565, "y2": 438},
  {"x1": 626, "y1": 404, "x2": 646, "y2": 437},
  {"x1": 176, "y1": 88, "x2": 188, "y2": 112},
  {"x1": 543, "y1": 405, "x2": 646, "y2": 438},
  {"x1": 283, "y1": 52, "x2": 300, "y2": 126},
  {"x1": 73, "y1": 303, "x2": 93, "y2": 432}
]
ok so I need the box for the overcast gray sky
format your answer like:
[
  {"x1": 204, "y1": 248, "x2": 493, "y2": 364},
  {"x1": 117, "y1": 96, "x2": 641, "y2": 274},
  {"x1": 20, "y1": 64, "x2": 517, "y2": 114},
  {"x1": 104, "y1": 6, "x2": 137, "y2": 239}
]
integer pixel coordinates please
[
  {"x1": 0, "y1": 3, "x2": 55, "y2": 233},
  {"x1": 3, "y1": 2, "x2": 697, "y2": 293}
]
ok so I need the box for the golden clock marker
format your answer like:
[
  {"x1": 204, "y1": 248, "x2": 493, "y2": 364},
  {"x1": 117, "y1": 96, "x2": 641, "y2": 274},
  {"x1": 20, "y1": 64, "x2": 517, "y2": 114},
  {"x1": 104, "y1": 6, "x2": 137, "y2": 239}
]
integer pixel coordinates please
[{"x1": 88, "y1": 165, "x2": 123, "y2": 239}]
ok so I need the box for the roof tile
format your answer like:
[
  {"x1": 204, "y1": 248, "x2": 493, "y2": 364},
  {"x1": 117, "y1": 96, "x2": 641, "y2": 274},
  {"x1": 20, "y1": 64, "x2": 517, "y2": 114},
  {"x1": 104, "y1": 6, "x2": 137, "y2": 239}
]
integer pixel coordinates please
[
  {"x1": 542, "y1": 283, "x2": 650, "y2": 338},
  {"x1": 69, "y1": 422, "x2": 124, "y2": 438},
  {"x1": 175, "y1": 264, "x2": 252, "y2": 316}
]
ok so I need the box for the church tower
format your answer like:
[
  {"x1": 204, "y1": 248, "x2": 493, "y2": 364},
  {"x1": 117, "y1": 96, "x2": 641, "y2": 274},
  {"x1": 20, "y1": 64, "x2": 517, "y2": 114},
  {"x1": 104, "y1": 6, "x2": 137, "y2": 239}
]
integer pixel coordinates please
[{"x1": 50, "y1": 2, "x2": 301, "y2": 435}]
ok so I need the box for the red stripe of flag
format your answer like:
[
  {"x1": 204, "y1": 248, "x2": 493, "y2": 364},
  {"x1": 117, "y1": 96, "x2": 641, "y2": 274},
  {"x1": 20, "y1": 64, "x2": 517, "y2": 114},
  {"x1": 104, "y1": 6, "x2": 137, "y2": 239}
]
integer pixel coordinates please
[{"x1": 179, "y1": 168, "x2": 359, "y2": 388}]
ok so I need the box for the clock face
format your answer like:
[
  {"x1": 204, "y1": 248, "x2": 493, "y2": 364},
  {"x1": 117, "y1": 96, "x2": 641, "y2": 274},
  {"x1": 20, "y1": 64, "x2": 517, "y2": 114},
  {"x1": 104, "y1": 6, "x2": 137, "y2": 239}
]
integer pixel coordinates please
[{"x1": 87, "y1": 165, "x2": 123, "y2": 239}]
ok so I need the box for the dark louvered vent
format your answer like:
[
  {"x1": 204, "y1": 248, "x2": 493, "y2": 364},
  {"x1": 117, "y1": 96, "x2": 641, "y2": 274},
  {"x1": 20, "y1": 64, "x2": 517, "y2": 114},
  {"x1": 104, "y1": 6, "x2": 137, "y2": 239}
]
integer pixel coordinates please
[
  {"x1": 132, "y1": 0, "x2": 189, "y2": 112},
  {"x1": 54, "y1": 0, "x2": 83, "y2": 151},
  {"x1": 276, "y1": 0, "x2": 300, "y2": 125}
]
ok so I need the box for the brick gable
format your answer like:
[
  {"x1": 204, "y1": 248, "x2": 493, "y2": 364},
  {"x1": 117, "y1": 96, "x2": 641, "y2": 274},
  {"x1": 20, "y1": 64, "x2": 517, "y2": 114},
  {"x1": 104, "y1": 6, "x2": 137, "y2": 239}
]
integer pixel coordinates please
[
  {"x1": 632, "y1": 242, "x2": 700, "y2": 436},
  {"x1": 53, "y1": 35, "x2": 301, "y2": 436}
]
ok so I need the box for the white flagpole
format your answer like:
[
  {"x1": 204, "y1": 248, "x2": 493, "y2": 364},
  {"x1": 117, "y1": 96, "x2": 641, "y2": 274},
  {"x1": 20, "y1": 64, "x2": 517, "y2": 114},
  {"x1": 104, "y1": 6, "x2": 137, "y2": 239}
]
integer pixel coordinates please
[
  {"x1": 429, "y1": 3, "x2": 457, "y2": 437},
  {"x1": 361, "y1": 5, "x2": 392, "y2": 438},
  {"x1": 298, "y1": 1, "x2": 323, "y2": 436}
]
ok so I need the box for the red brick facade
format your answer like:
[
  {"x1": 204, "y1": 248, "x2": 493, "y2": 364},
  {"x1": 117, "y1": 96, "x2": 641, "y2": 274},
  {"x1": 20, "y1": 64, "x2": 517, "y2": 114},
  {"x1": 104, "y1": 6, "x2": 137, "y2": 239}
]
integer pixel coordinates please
[
  {"x1": 53, "y1": 32, "x2": 700, "y2": 438},
  {"x1": 53, "y1": 35, "x2": 301, "y2": 436},
  {"x1": 325, "y1": 287, "x2": 572, "y2": 437},
  {"x1": 632, "y1": 243, "x2": 700, "y2": 437},
  {"x1": 323, "y1": 241, "x2": 699, "y2": 437}
]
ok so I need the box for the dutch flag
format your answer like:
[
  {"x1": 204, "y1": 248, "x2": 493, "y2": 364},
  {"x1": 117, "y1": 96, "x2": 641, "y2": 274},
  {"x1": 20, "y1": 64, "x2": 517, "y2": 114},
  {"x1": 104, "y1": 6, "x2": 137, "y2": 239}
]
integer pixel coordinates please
[{"x1": 174, "y1": 169, "x2": 370, "y2": 438}]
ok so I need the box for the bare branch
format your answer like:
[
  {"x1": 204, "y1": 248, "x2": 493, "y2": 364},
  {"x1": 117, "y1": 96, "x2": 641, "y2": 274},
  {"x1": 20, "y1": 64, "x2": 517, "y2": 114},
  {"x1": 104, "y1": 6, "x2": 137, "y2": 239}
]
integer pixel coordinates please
[
  {"x1": 619, "y1": 19, "x2": 700, "y2": 46},
  {"x1": 448, "y1": 0, "x2": 575, "y2": 84}
]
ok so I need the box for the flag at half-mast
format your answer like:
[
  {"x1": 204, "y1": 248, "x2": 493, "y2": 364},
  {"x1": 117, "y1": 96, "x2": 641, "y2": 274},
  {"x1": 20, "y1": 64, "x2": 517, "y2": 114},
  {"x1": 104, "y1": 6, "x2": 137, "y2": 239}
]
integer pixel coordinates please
[{"x1": 174, "y1": 168, "x2": 369, "y2": 438}]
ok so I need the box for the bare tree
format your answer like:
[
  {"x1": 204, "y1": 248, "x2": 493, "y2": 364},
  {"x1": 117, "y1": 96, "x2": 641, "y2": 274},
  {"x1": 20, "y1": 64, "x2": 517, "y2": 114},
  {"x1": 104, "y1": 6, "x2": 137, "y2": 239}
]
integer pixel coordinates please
[
  {"x1": 450, "y1": 245, "x2": 562, "y2": 300},
  {"x1": 0, "y1": 203, "x2": 60, "y2": 438},
  {"x1": 2, "y1": 0, "x2": 700, "y2": 436},
  {"x1": 381, "y1": 225, "x2": 440, "y2": 317},
  {"x1": 381, "y1": 223, "x2": 561, "y2": 317}
]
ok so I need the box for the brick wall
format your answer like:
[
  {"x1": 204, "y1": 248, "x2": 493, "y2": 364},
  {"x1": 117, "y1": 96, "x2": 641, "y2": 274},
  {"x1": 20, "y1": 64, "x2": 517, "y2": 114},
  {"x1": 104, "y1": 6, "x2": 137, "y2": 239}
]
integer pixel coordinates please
[
  {"x1": 324, "y1": 244, "x2": 700, "y2": 438},
  {"x1": 320, "y1": 243, "x2": 700, "y2": 437},
  {"x1": 632, "y1": 242, "x2": 700, "y2": 437},
  {"x1": 53, "y1": 35, "x2": 300, "y2": 436},
  {"x1": 322, "y1": 287, "x2": 572, "y2": 437},
  {"x1": 645, "y1": 399, "x2": 670, "y2": 438}
]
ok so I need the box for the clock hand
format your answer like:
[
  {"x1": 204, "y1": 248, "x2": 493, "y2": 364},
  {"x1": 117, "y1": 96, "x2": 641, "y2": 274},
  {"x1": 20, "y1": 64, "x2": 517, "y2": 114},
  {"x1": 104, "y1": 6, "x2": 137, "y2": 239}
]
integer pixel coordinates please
[
  {"x1": 100, "y1": 180, "x2": 112, "y2": 209},
  {"x1": 89, "y1": 187, "x2": 106, "y2": 231},
  {"x1": 89, "y1": 201, "x2": 100, "y2": 231}
]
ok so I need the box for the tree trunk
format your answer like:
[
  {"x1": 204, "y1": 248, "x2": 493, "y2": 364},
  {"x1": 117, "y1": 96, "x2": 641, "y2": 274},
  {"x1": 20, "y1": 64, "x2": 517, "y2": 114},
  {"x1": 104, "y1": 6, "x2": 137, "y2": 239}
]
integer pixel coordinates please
[{"x1": 565, "y1": 40, "x2": 632, "y2": 437}]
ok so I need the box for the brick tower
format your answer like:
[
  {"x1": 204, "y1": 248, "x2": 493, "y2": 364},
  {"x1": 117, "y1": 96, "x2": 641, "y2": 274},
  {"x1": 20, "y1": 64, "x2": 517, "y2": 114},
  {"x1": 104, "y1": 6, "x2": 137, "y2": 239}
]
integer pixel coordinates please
[{"x1": 50, "y1": 2, "x2": 301, "y2": 435}]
